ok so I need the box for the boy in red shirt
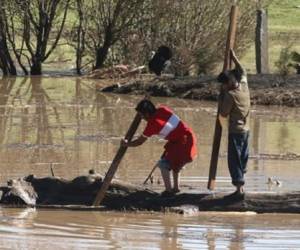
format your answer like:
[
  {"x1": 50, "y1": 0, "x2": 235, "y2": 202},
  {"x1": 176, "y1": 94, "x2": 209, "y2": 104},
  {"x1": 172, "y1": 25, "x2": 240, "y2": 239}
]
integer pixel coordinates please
[{"x1": 121, "y1": 99, "x2": 197, "y2": 195}]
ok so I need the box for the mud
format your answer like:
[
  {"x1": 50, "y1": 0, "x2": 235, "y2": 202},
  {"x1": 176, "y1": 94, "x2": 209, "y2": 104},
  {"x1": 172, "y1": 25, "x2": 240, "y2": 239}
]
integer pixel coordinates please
[
  {"x1": 100, "y1": 74, "x2": 300, "y2": 107},
  {"x1": 1, "y1": 170, "x2": 300, "y2": 214}
]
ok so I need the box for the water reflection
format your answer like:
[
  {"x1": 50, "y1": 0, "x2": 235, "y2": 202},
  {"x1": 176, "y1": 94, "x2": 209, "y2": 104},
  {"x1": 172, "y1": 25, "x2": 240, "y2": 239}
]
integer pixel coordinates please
[
  {"x1": 1, "y1": 209, "x2": 300, "y2": 249},
  {"x1": 0, "y1": 77, "x2": 299, "y2": 192},
  {"x1": 1, "y1": 77, "x2": 300, "y2": 249}
]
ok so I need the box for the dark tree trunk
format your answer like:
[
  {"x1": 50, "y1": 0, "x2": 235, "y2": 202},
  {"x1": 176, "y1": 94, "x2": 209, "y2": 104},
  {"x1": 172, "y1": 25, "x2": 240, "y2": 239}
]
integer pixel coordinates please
[
  {"x1": 95, "y1": 45, "x2": 110, "y2": 69},
  {"x1": 0, "y1": 40, "x2": 17, "y2": 76},
  {"x1": 75, "y1": 31, "x2": 84, "y2": 75},
  {"x1": 0, "y1": 63, "x2": 8, "y2": 76},
  {"x1": 76, "y1": 57, "x2": 82, "y2": 75},
  {"x1": 0, "y1": 56, "x2": 17, "y2": 76},
  {"x1": 0, "y1": 10, "x2": 18, "y2": 76},
  {"x1": 0, "y1": 53, "x2": 8, "y2": 75},
  {"x1": 94, "y1": 26, "x2": 113, "y2": 69},
  {"x1": 30, "y1": 61, "x2": 42, "y2": 75},
  {"x1": 255, "y1": 9, "x2": 269, "y2": 74},
  {"x1": 75, "y1": 0, "x2": 84, "y2": 75}
]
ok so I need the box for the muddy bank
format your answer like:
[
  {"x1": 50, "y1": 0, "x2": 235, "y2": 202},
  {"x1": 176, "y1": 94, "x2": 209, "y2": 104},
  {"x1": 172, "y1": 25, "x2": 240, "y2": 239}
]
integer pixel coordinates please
[
  {"x1": 100, "y1": 74, "x2": 300, "y2": 107},
  {"x1": 1, "y1": 171, "x2": 300, "y2": 214}
]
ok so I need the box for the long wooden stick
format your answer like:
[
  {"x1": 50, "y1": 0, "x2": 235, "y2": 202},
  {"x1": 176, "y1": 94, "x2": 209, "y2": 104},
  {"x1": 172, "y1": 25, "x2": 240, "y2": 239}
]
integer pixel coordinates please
[
  {"x1": 143, "y1": 163, "x2": 158, "y2": 185},
  {"x1": 223, "y1": 5, "x2": 239, "y2": 72},
  {"x1": 207, "y1": 5, "x2": 239, "y2": 190},
  {"x1": 93, "y1": 112, "x2": 142, "y2": 206},
  {"x1": 143, "y1": 152, "x2": 165, "y2": 185}
]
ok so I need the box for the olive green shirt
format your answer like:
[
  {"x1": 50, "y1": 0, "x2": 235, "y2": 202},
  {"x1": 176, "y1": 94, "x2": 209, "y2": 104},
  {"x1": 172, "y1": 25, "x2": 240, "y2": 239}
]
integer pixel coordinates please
[{"x1": 219, "y1": 68, "x2": 250, "y2": 133}]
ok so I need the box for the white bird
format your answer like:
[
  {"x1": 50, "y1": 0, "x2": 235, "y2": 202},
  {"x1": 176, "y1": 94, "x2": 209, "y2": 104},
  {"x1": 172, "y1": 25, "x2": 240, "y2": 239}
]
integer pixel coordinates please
[{"x1": 267, "y1": 177, "x2": 282, "y2": 187}]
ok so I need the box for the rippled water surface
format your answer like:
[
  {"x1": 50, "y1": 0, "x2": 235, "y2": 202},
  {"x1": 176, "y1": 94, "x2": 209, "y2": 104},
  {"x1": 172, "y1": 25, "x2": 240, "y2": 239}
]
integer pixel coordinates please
[
  {"x1": 0, "y1": 77, "x2": 300, "y2": 249},
  {"x1": 1, "y1": 208, "x2": 300, "y2": 249}
]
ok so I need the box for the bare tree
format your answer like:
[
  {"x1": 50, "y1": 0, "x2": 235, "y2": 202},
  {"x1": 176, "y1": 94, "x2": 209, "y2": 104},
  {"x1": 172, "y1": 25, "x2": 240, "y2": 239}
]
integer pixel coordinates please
[
  {"x1": 83, "y1": 0, "x2": 146, "y2": 69},
  {"x1": 74, "y1": 0, "x2": 86, "y2": 74},
  {"x1": 0, "y1": 1, "x2": 17, "y2": 75},
  {"x1": 3, "y1": 0, "x2": 70, "y2": 75},
  {"x1": 1, "y1": 0, "x2": 273, "y2": 76},
  {"x1": 26, "y1": 0, "x2": 70, "y2": 75},
  {"x1": 118, "y1": 0, "x2": 273, "y2": 75},
  {"x1": 68, "y1": 0, "x2": 88, "y2": 74}
]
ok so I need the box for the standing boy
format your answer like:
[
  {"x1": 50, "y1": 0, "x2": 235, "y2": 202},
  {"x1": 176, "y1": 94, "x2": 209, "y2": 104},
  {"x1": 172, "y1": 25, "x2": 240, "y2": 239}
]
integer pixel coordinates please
[
  {"x1": 217, "y1": 49, "x2": 251, "y2": 198},
  {"x1": 121, "y1": 99, "x2": 197, "y2": 195}
]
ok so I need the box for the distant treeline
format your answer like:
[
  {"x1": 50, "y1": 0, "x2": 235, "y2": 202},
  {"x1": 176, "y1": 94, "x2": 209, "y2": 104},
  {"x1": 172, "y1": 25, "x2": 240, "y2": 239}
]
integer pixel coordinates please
[{"x1": 0, "y1": 0, "x2": 271, "y2": 76}]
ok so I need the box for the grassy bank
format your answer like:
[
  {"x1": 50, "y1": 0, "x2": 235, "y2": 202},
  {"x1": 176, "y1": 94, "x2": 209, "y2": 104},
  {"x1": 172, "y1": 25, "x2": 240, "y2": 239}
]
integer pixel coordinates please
[
  {"x1": 268, "y1": 0, "x2": 300, "y2": 33},
  {"x1": 242, "y1": 0, "x2": 300, "y2": 73}
]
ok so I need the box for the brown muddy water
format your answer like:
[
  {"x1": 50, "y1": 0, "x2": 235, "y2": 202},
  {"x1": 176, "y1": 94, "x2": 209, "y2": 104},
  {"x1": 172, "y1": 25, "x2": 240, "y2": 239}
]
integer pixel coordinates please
[{"x1": 1, "y1": 77, "x2": 300, "y2": 249}]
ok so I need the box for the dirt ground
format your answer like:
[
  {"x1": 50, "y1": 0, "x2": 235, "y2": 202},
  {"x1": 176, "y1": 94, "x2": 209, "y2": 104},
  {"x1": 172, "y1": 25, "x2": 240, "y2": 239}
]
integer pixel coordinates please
[{"x1": 96, "y1": 74, "x2": 300, "y2": 107}]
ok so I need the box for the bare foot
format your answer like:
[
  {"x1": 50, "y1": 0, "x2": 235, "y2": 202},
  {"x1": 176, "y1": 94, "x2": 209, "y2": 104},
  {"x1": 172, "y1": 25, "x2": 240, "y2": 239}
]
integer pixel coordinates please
[
  {"x1": 172, "y1": 188, "x2": 180, "y2": 194},
  {"x1": 161, "y1": 190, "x2": 174, "y2": 197}
]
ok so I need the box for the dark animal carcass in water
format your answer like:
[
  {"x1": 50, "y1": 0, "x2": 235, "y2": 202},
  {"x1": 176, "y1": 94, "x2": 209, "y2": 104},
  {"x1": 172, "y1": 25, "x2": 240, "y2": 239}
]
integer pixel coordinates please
[{"x1": 148, "y1": 46, "x2": 172, "y2": 76}]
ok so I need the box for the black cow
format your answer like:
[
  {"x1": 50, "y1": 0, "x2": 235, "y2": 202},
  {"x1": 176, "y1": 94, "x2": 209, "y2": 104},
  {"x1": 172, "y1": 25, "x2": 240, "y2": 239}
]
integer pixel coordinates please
[{"x1": 148, "y1": 46, "x2": 172, "y2": 76}]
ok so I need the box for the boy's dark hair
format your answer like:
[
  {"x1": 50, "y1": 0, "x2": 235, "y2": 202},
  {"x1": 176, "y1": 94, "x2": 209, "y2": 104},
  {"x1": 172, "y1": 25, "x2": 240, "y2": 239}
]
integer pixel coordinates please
[
  {"x1": 217, "y1": 71, "x2": 229, "y2": 84},
  {"x1": 231, "y1": 68, "x2": 242, "y2": 82},
  {"x1": 217, "y1": 69, "x2": 242, "y2": 84},
  {"x1": 135, "y1": 99, "x2": 156, "y2": 115}
]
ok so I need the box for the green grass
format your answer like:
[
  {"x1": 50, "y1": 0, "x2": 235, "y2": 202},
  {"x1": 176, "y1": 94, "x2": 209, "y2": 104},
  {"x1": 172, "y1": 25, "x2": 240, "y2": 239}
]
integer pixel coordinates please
[
  {"x1": 242, "y1": 0, "x2": 300, "y2": 73},
  {"x1": 242, "y1": 40, "x2": 300, "y2": 73},
  {"x1": 268, "y1": 0, "x2": 300, "y2": 33}
]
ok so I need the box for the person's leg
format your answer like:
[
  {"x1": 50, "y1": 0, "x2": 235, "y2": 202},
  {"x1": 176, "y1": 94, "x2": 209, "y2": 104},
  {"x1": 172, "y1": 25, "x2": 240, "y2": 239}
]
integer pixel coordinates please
[
  {"x1": 160, "y1": 167, "x2": 172, "y2": 191},
  {"x1": 228, "y1": 133, "x2": 245, "y2": 194},
  {"x1": 237, "y1": 131, "x2": 249, "y2": 195},
  {"x1": 241, "y1": 131, "x2": 250, "y2": 175},
  {"x1": 158, "y1": 158, "x2": 172, "y2": 192},
  {"x1": 172, "y1": 170, "x2": 181, "y2": 193}
]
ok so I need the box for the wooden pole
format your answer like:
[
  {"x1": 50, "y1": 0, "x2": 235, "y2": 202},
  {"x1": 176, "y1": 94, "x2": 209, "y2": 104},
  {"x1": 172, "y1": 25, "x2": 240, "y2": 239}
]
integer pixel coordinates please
[
  {"x1": 223, "y1": 5, "x2": 239, "y2": 71},
  {"x1": 255, "y1": 9, "x2": 269, "y2": 74},
  {"x1": 207, "y1": 5, "x2": 239, "y2": 190},
  {"x1": 93, "y1": 111, "x2": 142, "y2": 206}
]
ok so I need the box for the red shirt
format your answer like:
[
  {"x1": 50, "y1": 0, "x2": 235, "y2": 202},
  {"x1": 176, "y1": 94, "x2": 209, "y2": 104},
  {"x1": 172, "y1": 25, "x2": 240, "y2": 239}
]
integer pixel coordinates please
[{"x1": 143, "y1": 106, "x2": 192, "y2": 141}]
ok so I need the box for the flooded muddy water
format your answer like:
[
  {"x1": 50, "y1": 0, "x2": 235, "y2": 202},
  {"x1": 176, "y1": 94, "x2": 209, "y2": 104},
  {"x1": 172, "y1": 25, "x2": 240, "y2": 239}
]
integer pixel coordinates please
[
  {"x1": 1, "y1": 208, "x2": 300, "y2": 249},
  {"x1": 1, "y1": 77, "x2": 300, "y2": 248}
]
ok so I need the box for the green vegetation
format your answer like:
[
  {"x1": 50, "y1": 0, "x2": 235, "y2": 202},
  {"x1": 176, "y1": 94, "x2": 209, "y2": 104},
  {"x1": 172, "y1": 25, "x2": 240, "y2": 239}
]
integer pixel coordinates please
[
  {"x1": 54, "y1": 0, "x2": 300, "y2": 75},
  {"x1": 1, "y1": 0, "x2": 299, "y2": 75},
  {"x1": 268, "y1": 0, "x2": 300, "y2": 33},
  {"x1": 242, "y1": 0, "x2": 300, "y2": 73}
]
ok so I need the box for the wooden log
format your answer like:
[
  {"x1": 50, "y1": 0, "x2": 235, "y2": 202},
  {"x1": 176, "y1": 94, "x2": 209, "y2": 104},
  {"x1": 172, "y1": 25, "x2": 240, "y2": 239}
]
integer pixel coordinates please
[
  {"x1": 255, "y1": 9, "x2": 269, "y2": 74},
  {"x1": 93, "y1": 112, "x2": 142, "y2": 206},
  {"x1": 207, "y1": 5, "x2": 239, "y2": 190},
  {"x1": 207, "y1": 119, "x2": 222, "y2": 190}
]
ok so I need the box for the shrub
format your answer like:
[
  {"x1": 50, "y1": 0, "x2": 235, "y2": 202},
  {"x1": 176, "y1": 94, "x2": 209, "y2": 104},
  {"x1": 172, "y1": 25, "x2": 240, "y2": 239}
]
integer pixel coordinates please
[{"x1": 275, "y1": 47, "x2": 299, "y2": 75}]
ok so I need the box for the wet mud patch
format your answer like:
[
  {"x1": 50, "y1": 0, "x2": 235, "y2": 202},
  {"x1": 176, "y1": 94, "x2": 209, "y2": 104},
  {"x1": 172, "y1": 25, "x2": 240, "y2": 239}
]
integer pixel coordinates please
[
  {"x1": 1, "y1": 171, "x2": 300, "y2": 214},
  {"x1": 100, "y1": 74, "x2": 300, "y2": 107}
]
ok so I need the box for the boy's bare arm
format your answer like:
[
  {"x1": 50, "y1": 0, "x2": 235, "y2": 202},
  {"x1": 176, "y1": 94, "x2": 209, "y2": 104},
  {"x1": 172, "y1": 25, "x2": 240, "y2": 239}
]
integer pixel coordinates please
[
  {"x1": 230, "y1": 49, "x2": 244, "y2": 73},
  {"x1": 219, "y1": 92, "x2": 233, "y2": 119},
  {"x1": 121, "y1": 135, "x2": 147, "y2": 147}
]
